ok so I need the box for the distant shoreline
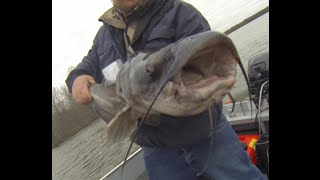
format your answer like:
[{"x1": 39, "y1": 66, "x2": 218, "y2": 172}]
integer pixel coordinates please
[{"x1": 224, "y1": 6, "x2": 269, "y2": 35}]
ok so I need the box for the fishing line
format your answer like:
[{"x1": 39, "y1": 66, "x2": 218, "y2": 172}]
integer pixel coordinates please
[
  {"x1": 120, "y1": 78, "x2": 171, "y2": 180},
  {"x1": 121, "y1": 47, "x2": 176, "y2": 179},
  {"x1": 227, "y1": 93, "x2": 236, "y2": 114},
  {"x1": 196, "y1": 102, "x2": 217, "y2": 176},
  {"x1": 240, "y1": 101, "x2": 246, "y2": 116},
  {"x1": 236, "y1": 58, "x2": 253, "y2": 119}
]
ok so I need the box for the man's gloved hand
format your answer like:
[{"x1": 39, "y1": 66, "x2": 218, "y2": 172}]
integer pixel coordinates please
[{"x1": 72, "y1": 75, "x2": 96, "y2": 105}]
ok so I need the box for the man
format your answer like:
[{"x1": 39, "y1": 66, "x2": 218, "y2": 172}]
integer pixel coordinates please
[{"x1": 65, "y1": 0, "x2": 266, "y2": 179}]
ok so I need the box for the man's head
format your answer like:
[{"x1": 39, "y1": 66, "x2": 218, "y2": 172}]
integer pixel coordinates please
[{"x1": 112, "y1": 0, "x2": 140, "y2": 14}]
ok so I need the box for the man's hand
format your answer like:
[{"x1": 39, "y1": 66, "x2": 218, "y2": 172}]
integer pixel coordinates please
[{"x1": 72, "y1": 75, "x2": 96, "y2": 105}]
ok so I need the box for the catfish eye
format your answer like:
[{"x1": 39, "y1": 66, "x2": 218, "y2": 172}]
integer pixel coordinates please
[
  {"x1": 145, "y1": 68, "x2": 152, "y2": 74},
  {"x1": 145, "y1": 64, "x2": 154, "y2": 75},
  {"x1": 144, "y1": 63, "x2": 160, "y2": 81}
]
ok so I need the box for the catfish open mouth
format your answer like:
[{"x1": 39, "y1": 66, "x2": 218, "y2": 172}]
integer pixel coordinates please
[{"x1": 165, "y1": 43, "x2": 237, "y2": 102}]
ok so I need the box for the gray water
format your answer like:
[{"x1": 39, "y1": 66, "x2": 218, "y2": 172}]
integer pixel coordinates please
[
  {"x1": 226, "y1": 12, "x2": 269, "y2": 102},
  {"x1": 52, "y1": 12, "x2": 269, "y2": 180}
]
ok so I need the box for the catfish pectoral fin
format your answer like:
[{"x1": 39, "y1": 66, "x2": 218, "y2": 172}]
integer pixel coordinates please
[{"x1": 106, "y1": 105, "x2": 142, "y2": 143}]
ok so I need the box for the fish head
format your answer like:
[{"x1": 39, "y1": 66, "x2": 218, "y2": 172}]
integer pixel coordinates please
[{"x1": 117, "y1": 31, "x2": 239, "y2": 116}]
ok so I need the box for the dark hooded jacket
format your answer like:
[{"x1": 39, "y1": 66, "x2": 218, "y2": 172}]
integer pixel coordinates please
[{"x1": 65, "y1": 0, "x2": 223, "y2": 148}]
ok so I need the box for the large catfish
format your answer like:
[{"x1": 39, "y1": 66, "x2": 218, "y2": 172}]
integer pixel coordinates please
[{"x1": 89, "y1": 30, "x2": 239, "y2": 143}]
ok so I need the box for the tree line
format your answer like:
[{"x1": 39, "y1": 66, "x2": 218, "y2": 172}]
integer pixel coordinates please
[{"x1": 52, "y1": 85, "x2": 99, "y2": 148}]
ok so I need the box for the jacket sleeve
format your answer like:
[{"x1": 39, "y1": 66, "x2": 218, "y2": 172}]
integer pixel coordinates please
[
  {"x1": 174, "y1": 1, "x2": 211, "y2": 41},
  {"x1": 65, "y1": 26, "x2": 105, "y2": 93}
]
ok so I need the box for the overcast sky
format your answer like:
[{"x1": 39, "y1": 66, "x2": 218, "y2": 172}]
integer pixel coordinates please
[{"x1": 52, "y1": 0, "x2": 268, "y2": 87}]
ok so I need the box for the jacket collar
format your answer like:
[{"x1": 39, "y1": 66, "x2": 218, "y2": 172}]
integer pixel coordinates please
[{"x1": 98, "y1": 0, "x2": 155, "y2": 29}]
